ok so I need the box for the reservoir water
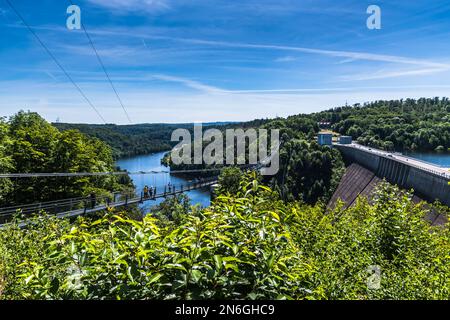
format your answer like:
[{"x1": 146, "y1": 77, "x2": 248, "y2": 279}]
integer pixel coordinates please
[
  {"x1": 116, "y1": 151, "x2": 211, "y2": 212},
  {"x1": 404, "y1": 152, "x2": 450, "y2": 168}
]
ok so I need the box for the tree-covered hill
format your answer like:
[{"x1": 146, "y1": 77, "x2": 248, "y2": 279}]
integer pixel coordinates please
[
  {"x1": 165, "y1": 114, "x2": 343, "y2": 204},
  {"x1": 53, "y1": 123, "x2": 188, "y2": 159},
  {"x1": 55, "y1": 98, "x2": 450, "y2": 159},
  {"x1": 53, "y1": 122, "x2": 243, "y2": 159},
  {"x1": 311, "y1": 97, "x2": 450, "y2": 152}
]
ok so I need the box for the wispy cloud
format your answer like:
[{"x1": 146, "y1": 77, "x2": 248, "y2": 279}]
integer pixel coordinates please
[
  {"x1": 3, "y1": 78, "x2": 450, "y2": 124},
  {"x1": 86, "y1": 0, "x2": 171, "y2": 14},
  {"x1": 175, "y1": 38, "x2": 450, "y2": 68},
  {"x1": 21, "y1": 69, "x2": 450, "y2": 95},
  {"x1": 61, "y1": 44, "x2": 140, "y2": 58},
  {"x1": 79, "y1": 27, "x2": 450, "y2": 69},
  {"x1": 44, "y1": 71, "x2": 59, "y2": 82},
  {"x1": 336, "y1": 58, "x2": 358, "y2": 65},
  {"x1": 141, "y1": 74, "x2": 450, "y2": 95},
  {"x1": 151, "y1": 74, "x2": 225, "y2": 94},
  {"x1": 275, "y1": 56, "x2": 297, "y2": 62},
  {"x1": 341, "y1": 67, "x2": 450, "y2": 81},
  {"x1": 9, "y1": 23, "x2": 450, "y2": 70}
]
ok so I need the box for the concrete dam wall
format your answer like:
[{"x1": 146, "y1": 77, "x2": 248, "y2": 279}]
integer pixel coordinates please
[
  {"x1": 328, "y1": 163, "x2": 447, "y2": 226},
  {"x1": 335, "y1": 145, "x2": 450, "y2": 207}
]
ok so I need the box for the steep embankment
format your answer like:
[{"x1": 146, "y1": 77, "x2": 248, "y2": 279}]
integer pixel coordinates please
[{"x1": 328, "y1": 163, "x2": 447, "y2": 226}]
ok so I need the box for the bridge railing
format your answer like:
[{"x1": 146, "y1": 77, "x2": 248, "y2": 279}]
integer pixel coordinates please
[
  {"x1": 378, "y1": 154, "x2": 450, "y2": 180},
  {"x1": 0, "y1": 193, "x2": 121, "y2": 223},
  {"x1": 0, "y1": 177, "x2": 219, "y2": 225}
]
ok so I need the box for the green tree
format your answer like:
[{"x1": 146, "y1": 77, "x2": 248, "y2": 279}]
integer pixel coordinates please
[
  {"x1": 3, "y1": 111, "x2": 132, "y2": 205},
  {"x1": 218, "y1": 167, "x2": 244, "y2": 194},
  {"x1": 0, "y1": 118, "x2": 13, "y2": 204}
]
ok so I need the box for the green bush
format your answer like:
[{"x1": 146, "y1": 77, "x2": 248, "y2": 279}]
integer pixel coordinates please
[{"x1": 1, "y1": 174, "x2": 449, "y2": 300}]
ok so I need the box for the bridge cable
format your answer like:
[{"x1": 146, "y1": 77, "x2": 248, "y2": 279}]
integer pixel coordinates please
[
  {"x1": 4, "y1": 0, "x2": 107, "y2": 123},
  {"x1": 68, "y1": 0, "x2": 132, "y2": 123},
  {"x1": 0, "y1": 167, "x2": 242, "y2": 179}
]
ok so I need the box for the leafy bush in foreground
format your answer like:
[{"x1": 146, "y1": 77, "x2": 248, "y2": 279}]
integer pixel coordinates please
[{"x1": 0, "y1": 174, "x2": 449, "y2": 300}]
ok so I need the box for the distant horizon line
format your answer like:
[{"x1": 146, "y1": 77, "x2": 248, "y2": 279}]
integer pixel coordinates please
[{"x1": 3, "y1": 95, "x2": 449, "y2": 126}]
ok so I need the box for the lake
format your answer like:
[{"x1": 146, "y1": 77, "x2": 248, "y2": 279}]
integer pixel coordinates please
[
  {"x1": 116, "y1": 151, "x2": 211, "y2": 212},
  {"x1": 405, "y1": 152, "x2": 450, "y2": 168}
]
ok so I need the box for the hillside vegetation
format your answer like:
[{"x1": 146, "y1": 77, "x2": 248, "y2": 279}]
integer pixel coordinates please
[
  {"x1": 54, "y1": 98, "x2": 450, "y2": 160},
  {"x1": 54, "y1": 123, "x2": 185, "y2": 159},
  {"x1": 313, "y1": 98, "x2": 450, "y2": 152},
  {"x1": 1, "y1": 172, "x2": 449, "y2": 300},
  {"x1": 54, "y1": 122, "x2": 241, "y2": 159},
  {"x1": 166, "y1": 115, "x2": 344, "y2": 204},
  {"x1": 0, "y1": 111, "x2": 132, "y2": 206}
]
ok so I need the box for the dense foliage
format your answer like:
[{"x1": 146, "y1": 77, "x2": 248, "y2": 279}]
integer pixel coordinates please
[
  {"x1": 270, "y1": 138, "x2": 344, "y2": 204},
  {"x1": 0, "y1": 173, "x2": 449, "y2": 300},
  {"x1": 166, "y1": 115, "x2": 343, "y2": 204},
  {"x1": 54, "y1": 122, "x2": 234, "y2": 159},
  {"x1": 312, "y1": 98, "x2": 450, "y2": 152},
  {"x1": 0, "y1": 118, "x2": 13, "y2": 204},
  {"x1": 0, "y1": 111, "x2": 132, "y2": 206},
  {"x1": 261, "y1": 118, "x2": 344, "y2": 204},
  {"x1": 217, "y1": 167, "x2": 244, "y2": 195}
]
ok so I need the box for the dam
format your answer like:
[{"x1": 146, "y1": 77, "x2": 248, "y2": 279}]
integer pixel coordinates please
[{"x1": 333, "y1": 144, "x2": 450, "y2": 207}]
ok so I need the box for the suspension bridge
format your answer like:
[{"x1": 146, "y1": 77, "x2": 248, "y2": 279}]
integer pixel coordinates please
[
  {"x1": 0, "y1": 161, "x2": 274, "y2": 228},
  {"x1": 0, "y1": 135, "x2": 279, "y2": 228},
  {"x1": 0, "y1": 176, "x2": 218, "y2": 228}
]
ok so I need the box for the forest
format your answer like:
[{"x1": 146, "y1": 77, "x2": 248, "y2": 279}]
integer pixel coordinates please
[
  {"x1": 165, "y1": 114, "x2": 344, "y2": 204},
  {"x1": 0, "y1": 111, "x2": 132, "y2": 207},
  {"x1": 55, "y1": 98, "x2": 450, "y2": 160},
  {"x1": 54, "y1": 122, "x2": 184, "y2": 159},
  {"x1": 54, "y1": 122, "x2": 238, "y2": 159},
  {"x1": 312, "y1": 98, "x2": 450, "y2": 152}
]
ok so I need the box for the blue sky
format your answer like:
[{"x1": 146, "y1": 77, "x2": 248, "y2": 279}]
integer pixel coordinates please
[{"x1": 1, "y1": 0, "x2": 450, "y2": 124}]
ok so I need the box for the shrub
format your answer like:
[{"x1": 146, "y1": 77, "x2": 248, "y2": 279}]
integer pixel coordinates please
[{"x1": 1, "y1": 174, "x2": 449, "y2": 300}]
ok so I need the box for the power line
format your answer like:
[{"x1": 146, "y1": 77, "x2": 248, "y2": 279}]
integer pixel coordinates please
[
  {"x1": 0, "y1": 170, "x2": 169, "y2": 178},
  {"x1": 4, "y1": 0, "x2": 107, "y2": 123},
  {"x1": 0, "y1": 168, "x2": 217, "y2": 179},
  {"x1": 68, "y1": 0, "x2": 132, "y2": 123}
]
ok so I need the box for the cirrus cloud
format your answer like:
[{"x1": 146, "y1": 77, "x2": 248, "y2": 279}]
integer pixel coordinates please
[{"x1": 86, "y1": 0, "x2": 171, "y2": 14}]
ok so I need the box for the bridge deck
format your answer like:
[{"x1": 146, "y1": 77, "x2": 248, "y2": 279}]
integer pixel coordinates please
[{"x1": 0, "y1": 180, "x2": 217, "y2": 229}]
